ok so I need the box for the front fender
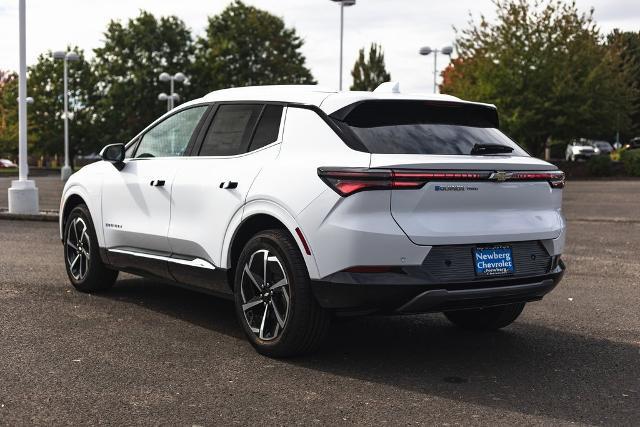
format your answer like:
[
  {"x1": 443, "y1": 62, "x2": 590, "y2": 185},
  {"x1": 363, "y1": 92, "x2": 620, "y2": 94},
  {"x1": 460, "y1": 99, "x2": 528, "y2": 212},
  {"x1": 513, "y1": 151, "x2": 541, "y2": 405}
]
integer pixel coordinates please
[{"x1": 59, "y1": 167, "x2": 105, "y2": 247}]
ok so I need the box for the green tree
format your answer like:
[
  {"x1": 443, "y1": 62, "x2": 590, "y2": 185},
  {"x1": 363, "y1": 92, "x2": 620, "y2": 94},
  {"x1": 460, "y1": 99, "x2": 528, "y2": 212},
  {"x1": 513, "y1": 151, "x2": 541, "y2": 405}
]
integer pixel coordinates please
[
  {"x1": 607, "y1": 30, "x2": 640, "y2": 138},
  {"x1": 0, "y1": 70, "x2": 19, "y2": 157},
  {"x1": 92, "y1": 11, "x2": 195, "y2": 146},
  {"x1": 350, "y1": 43, "x2": 391, "y2": 91},
  {"x1": 26, "y1": 48, "x2": 98, "y2": 157},
  {"x1": 192, "y1": 0, "x2": 315, "y2": 92},
  {"x1": 441, "y1": 0, "x2": 636, "y2": 155}
]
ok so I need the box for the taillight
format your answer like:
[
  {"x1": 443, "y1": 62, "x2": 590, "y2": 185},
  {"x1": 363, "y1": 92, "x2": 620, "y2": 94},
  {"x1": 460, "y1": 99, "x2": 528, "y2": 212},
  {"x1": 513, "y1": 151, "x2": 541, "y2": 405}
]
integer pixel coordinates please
[
  {"x1": 318, "y1": 168, "x2": 565, "y2": 196},
  {"x1": 508, "y1": 171, "x2": 565, "y2": 189},
  {"x1": 317, "y1": 168, "x2": 392, "y2": 196}
]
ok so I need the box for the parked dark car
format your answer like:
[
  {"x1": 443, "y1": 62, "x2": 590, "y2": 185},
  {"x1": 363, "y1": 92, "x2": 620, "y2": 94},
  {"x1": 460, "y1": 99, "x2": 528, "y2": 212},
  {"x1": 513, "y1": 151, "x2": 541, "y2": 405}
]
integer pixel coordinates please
[
  {"x1": 587, "y1": 140, "x2": 614, "y2": 155},
  {"x1": 626, "y1": 137, "x2": 640, "y2": 150}
]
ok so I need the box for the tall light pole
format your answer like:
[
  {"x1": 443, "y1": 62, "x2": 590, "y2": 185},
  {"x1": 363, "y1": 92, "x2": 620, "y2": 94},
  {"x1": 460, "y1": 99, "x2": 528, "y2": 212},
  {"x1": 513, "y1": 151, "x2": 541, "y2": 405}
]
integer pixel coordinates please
[
  {"x1": 53, "y1": 50, "x2": 79, "y2": 181},
  {"x1": 8, "y1": 0, "x2": 39, "y2": 214},
  {"x1": 419, "y1": 45, "x2": 453, "y2": 93},
  {"x1": 330, "y1": 0, "x2": 356, "y2": 91},
  {"x1": 159, "y1": 72, "x2": 186, "y2": 111}
]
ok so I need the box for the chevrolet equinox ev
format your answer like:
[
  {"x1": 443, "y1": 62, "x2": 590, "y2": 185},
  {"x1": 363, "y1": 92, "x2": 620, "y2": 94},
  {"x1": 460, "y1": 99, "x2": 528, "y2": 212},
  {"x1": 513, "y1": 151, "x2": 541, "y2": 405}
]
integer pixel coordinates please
[{"x1": 59, "y1": 84, "x2": 566, "y2": 357}]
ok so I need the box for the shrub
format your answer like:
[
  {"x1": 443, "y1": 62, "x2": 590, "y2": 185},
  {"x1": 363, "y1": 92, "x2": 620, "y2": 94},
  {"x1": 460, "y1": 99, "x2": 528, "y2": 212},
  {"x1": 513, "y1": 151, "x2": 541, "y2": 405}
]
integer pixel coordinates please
[
  {"x1": 620, "y1": 149, "x2": 640, "y2": 177},
  {"x1": 587, "y1": 155, "x2": 612, "y2": 176},
  {"x1": 610, "y1": 147, "x2": 627, "y2": 162}
]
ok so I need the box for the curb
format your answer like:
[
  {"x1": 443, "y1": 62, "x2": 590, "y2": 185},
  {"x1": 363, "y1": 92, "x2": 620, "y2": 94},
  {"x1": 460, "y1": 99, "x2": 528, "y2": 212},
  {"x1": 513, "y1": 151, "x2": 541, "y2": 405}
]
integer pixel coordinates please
[
  {"x1": 567, "y1": 217, "x2": 640, "y2": 224},
  {"x1": 0, "y1": 209, "x2": 59, "y2": 222}
]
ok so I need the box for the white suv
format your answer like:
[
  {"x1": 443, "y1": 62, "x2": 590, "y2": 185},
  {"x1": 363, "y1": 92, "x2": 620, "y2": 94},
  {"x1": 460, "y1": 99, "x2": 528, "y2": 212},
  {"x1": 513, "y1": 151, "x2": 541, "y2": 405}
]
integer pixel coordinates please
[{"x1": 60, "y1": 85, "x2": 566, "y2": 357}]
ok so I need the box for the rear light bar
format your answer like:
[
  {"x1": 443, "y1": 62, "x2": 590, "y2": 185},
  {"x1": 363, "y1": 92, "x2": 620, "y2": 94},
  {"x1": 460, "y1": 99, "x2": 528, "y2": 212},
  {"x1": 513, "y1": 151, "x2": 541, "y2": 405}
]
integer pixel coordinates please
[{"x1": 318, "y1": 167, "x2": 565, "y2": 196}]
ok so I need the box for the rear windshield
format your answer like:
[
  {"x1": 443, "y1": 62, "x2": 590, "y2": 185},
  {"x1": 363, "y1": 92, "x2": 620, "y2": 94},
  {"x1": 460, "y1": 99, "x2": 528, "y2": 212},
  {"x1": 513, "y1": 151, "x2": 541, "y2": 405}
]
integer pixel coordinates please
[{"x1": 330, "y1": 100, "x2": 528, "y2": 156}]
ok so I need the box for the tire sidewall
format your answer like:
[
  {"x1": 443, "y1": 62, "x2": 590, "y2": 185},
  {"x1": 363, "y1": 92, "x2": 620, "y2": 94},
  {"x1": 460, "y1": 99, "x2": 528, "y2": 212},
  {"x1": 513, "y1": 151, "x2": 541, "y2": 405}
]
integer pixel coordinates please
[
  {"x1": 63, "y1": 205, "x2": 102, "y2": 289},
  {"x1": 233, "y1": 232, "x2": 305, "y2": 352}
]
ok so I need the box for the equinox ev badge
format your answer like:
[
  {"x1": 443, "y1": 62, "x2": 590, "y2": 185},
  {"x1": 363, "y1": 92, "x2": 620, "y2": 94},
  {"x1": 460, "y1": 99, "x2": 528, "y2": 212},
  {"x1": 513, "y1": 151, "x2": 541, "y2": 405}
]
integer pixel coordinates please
[
  {"x1": 489, "y1": 171, "x2": 513, "y2": 182},
  {"x1": 434, "y1": 185, "x2": 478, "y2": 191}
]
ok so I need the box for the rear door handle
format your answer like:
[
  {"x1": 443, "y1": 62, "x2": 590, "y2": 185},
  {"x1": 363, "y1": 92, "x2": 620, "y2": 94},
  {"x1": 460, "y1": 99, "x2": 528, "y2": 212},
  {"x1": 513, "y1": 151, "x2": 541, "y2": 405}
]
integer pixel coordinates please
[
  {"x1": 150, "y1": 180, "x2": 165, "y2": 187},
  {"x1": 220, "y1": 181, "x2": 238, "y2": 189}
]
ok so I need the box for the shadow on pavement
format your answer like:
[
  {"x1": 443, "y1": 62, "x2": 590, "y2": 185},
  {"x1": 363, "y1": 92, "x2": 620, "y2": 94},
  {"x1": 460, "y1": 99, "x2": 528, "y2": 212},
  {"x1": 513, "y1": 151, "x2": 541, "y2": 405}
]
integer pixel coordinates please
[{"x1": 105, "y1": 277, "x2": 640, "y2": 425}]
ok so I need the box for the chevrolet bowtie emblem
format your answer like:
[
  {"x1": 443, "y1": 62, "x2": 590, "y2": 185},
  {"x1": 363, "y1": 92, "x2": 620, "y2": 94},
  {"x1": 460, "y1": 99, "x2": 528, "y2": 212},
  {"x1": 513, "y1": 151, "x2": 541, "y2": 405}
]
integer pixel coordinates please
[{"x1": 489, "y1": 171, "x2": 512, "y2": 182}]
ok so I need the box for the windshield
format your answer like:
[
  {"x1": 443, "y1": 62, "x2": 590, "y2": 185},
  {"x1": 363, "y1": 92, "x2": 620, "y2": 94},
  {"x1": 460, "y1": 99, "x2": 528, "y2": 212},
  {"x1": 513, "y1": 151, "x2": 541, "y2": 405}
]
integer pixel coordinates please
[{"x1": 330, "y1": 100, "x2": 529, "y2": 156}]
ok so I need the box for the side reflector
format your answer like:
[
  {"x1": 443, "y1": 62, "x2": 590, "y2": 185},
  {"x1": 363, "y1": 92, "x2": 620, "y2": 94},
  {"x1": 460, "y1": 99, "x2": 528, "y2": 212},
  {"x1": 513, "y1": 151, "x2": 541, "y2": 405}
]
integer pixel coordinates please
[{"x1": 295, "y1": 227, "x2": 311, "y2": 255}]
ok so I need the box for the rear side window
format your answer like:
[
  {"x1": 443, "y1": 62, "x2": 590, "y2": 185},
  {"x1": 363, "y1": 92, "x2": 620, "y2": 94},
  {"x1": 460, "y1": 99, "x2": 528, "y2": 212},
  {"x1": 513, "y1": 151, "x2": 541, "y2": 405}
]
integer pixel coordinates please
[
  {"x1": 199, "y1": 104, "x2": 261, "y2": 156},
  {"x1": 249, "y1": 105, "x2": 283, "y2": 151},
  {"x1": 330, "y1": 100, "x2": 528, "y2": 156}
]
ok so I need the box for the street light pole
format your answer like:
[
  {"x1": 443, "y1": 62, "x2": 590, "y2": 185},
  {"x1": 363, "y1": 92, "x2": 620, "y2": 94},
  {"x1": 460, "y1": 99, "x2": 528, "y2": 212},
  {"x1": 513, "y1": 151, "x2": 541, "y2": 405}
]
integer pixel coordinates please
[
  {"x1": 419, "y1": 45, "x2": 453, "y2": 93},
  {"x1": 8, "y1": 0, "x2": 39, "y2": 214},
  {"x1": 339, "y1": 2, "x2": 344, "y2": 91},
  {"x1": 159, "y1": 72, "x2": 186, "y2": 111},
  {"x1": 330, "y1": 0, "x2": 356, "y2": 91},
  {"x1": 54, "y1": 50, "x2": 79, "y2": 181},
  {"x1": 62, "y1": 57, "x2": 70, "y2": 179}
]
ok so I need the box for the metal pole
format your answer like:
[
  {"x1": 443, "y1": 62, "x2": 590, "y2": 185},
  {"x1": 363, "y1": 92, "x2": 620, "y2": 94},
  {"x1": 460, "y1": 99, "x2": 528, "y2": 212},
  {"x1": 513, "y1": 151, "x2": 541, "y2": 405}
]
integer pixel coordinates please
[
  {"x1": 9, "y1": 0, "x2": 39, "y2": 214},
  {"x1": 63, "y1": 58, "x2": 69, "y2": 171},
  {"x1": 169, "y1": 77, "x2": 174, "y2": 110},
  {"x1": 433, "y1": 49, "x2": 438, "y2": 94},
  {"x1": 18, "y1": 0, "x2": 27, "y2": 181},
  {"x1": 339, "y1": 2, "x2": 344, "y2": 91}
]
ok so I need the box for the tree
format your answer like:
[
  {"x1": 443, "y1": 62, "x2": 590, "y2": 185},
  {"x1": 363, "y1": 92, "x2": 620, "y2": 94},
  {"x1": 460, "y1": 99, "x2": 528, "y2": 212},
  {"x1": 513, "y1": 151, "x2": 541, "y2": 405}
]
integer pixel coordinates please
[
  {"x1": 441, "y1": 0, "x2": 636, "y2": 155},
  {"x1": 350, "y1": 44, "x2": 391, "y2": 91},
  {"x1": 92, "y1": 11, "x2": 195, "y2": 147},
  {"x1": 26, "y1": 48, "x2": 98, "y2": 157},
  {"x1": 0, "y1": 70, "x2": 19, "y2": 157},
  {"x1": 192, "y1": 1, "x2": 315, "y2": 92},
  {"x1": 607, "y1": 30, "x2": 640, "y2": 138}
]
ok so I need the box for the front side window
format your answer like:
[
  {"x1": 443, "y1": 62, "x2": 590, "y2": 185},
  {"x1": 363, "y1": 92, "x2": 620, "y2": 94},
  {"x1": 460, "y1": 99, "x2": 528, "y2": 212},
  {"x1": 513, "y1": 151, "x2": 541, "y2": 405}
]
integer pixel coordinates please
[
  {"x1": 330, "y1": 100, "x2": 528, "y2": 156},
  {"x1": 135, "y1": 106, "x2": 208, "y2": 158},
  {"x1": 199, "y1": 104, "x2": 262, "y2": 156}
]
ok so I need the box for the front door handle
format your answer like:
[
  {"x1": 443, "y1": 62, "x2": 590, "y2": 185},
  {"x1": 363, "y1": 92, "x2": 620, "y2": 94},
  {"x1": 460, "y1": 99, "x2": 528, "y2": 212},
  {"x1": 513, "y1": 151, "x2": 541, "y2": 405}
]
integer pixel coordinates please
[
  {"x1": 220, "y1": 181, "x2": 238, "y2": 189},
  {"x1": 150, "y1": 180, "x2": 165, "y2": 187}
]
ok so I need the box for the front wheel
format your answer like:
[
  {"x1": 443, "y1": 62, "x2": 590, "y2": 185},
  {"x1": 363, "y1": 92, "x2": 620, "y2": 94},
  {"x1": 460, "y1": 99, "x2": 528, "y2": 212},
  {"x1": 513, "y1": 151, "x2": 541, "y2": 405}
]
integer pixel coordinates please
[
  {"x1": 64, "y1": 204, "x2": 118, "y2": 292},
  {"x1": 444, "y1": 303, "x2": 525, "y2": 330},
  {"x1": 234, "y1": 229, "x2": 330, "y2": 357}
]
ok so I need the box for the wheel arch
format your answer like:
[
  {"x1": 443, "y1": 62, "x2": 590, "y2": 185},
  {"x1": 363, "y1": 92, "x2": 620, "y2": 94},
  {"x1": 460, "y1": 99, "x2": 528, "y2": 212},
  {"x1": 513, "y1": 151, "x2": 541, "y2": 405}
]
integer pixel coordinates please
[
  {"x1": 222, "y1": 200, "x2": 320, "y2": 281},
  {"x1": 59, "y1": 186, "x2": 103, "y2": 246}
]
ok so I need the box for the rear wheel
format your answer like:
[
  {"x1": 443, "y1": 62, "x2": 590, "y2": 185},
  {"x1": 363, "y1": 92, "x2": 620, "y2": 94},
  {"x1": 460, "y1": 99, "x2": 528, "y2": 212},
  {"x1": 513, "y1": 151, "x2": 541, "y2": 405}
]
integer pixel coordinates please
[
  {"x1": 444, "y1": 303, "x2": 525, "y2": 330},
  {"x1": 234, "y1": 229, "x2": 330, "y2": 357},
  {"x1": 64, "y1": 205, "x2": 118, "y2": 292}
]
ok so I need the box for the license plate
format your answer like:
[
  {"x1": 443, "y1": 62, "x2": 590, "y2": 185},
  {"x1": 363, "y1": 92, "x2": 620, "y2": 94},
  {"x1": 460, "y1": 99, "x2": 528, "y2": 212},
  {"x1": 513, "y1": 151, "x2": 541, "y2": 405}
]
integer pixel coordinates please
[{"x1": 474, "y1": 245, "x2": 514, "y2": 276}]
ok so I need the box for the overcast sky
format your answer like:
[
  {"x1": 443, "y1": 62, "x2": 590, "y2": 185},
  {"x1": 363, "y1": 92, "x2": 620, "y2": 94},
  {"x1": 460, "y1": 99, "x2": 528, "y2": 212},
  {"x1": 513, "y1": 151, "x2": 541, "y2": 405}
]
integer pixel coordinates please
[{"x1": 0, "y1": 0, "x2": 638, "y2": 93}]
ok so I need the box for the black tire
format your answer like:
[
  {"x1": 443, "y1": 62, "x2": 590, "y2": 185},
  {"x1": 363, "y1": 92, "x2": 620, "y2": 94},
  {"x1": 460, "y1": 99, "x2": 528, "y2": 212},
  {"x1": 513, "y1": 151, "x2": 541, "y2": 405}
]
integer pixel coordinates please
[
  {"x1": 233, "y1": 229, "x2": 330, "y2": 357},
  {"x1": 444, "y1": 303, "x2": 525, "y2": 330},
  {"x1": 63, "y1": 204, "x2": 118, "y2": 293}
]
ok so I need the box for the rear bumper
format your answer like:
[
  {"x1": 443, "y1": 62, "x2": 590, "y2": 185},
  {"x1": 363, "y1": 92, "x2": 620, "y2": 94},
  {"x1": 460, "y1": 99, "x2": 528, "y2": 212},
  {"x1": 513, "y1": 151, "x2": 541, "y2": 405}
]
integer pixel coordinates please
[{"x1": 311, "y1": 262, "x2": 565, "y2": 315}]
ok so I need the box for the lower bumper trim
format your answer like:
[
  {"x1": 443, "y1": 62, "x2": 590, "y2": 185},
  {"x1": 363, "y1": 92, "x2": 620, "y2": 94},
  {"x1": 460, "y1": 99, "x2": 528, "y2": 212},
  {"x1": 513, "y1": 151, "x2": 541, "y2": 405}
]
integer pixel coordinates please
[{"x1": 311, "y1": 267, "x2": 564, "y2": 314}]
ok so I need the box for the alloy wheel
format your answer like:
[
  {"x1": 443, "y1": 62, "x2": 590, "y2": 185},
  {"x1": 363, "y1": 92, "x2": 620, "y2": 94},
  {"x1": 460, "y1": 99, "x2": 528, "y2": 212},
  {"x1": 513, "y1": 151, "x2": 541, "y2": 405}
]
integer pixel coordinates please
[
  {"x1": 65, "y1": 217, "x2": 91, "y2": 281},
  {"x1": 240, "y1": 249, "x2": 290, "y2": 341}
]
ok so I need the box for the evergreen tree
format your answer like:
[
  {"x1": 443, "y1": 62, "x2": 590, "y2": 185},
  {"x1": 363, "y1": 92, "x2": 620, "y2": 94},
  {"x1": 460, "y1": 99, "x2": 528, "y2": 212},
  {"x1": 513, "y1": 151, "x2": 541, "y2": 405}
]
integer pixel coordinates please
[{"x1": 350, "y1": 44, "x2": 391, "y2": 91}]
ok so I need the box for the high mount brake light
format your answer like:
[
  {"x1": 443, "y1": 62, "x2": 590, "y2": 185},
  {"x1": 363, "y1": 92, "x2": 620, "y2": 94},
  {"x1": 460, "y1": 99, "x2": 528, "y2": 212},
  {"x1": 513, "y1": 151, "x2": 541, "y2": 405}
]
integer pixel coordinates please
[{"x1": 317, "y1": 168, "x2": 565, "y2": 196}]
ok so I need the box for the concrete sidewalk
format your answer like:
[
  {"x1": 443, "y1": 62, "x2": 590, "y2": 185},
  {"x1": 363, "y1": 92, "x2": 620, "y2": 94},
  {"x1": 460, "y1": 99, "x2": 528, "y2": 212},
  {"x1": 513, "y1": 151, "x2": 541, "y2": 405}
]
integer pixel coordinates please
[{"x1": 0, "y1": 175, "x2": 64, "y2": 211}]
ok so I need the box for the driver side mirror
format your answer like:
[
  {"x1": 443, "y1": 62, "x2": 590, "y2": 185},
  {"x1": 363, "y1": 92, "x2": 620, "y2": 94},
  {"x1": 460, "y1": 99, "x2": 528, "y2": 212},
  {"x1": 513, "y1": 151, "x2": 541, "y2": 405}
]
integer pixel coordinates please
[{"x1": 99, "y1": 143, "x2": 126, "y2": 170}]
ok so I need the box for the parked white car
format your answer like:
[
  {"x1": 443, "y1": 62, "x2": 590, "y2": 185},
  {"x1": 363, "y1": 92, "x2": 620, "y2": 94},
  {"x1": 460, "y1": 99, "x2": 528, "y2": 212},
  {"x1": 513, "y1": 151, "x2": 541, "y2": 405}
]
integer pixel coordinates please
[
  {"x1": 0, "y1": 158, "x2": 17, "y2": 168},
  {"x1": 566, "y1": 139, "x2": 596, "y2": 161},
  {"x1": 59, "y1": 85, "x2": 566, "y2": 357}
]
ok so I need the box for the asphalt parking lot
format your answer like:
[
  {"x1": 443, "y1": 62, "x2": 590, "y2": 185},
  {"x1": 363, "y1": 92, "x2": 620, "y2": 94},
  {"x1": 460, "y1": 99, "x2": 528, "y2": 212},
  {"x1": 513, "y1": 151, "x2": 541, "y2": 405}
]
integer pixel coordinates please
[{"x1": 1, "y1": 180, "x2": 639, "y2": 425}]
